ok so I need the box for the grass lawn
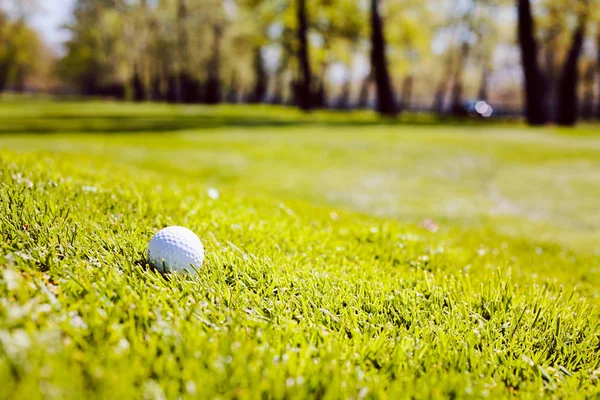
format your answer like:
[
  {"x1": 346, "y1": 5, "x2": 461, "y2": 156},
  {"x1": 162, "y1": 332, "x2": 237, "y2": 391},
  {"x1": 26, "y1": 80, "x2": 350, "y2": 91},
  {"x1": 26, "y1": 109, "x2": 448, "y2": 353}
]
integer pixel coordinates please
[{"x1": 1, "y1": 100, "x2": 599, "y2": 399}]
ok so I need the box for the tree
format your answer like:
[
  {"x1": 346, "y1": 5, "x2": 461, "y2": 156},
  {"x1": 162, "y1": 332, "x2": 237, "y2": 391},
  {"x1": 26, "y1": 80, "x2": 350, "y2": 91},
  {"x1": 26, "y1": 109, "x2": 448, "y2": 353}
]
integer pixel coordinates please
[
  {"x1": 580, "y1": 62, "x2": 595, "y2": 119},
  {"x1": 0, "y1": 11, "x2": 15, "y2": 92},
  {"x1": 450, "y1": 43, "x2": 469, "y2": 116},
  {"x1": 399, "y1": 75, "x2": 413, "y2": 111},
  {"x1": 250, "y1": 47, "x2": 267, "y2": 103},
  {"x1": 174, "y1": 0, "x2": 199, "y2": 103},
  {"x1": 318, "y1": 0, "x2": 364, "y2": 109},
  {"x1": 296, "y1": 0, "x2": 313, "y2": 110},
  {"x1": 478, "y1": 68, "x2": 489, "y2": 101},
  {"x1": 385, "y1": 0, "x2": 432, "y2": 113},
  {"x1": 432, "y1": 53, "x2": 453, "y2": 114},
  {"x1": 370, "y1": 0, "x2": 397, "y2": 116},
  {"x1": 357, "y1": 74, "x2": 372, "y2": 109},
  {"x1": 517, "y1": 0, "x2": 549, "y2": 125},
  {"x1": 596, "y1": 32, "x2": 600, "y2": 119},
  {"x1": 132, "y1": 64, "x2": 145, "y2": 101},
  {"x1": 205, "y1": 24, "x2": 223, "y2": 104},
  {"x1": 0, "y1": 12, "x2": 51, "y2": 94},
  {"x1": 58, "y1": 0, "x2": 127, "y2": 98},
  {"x1": 538, "y1": 3, "x2": 564, "y2": 121},
  {"x1": 556, "y1": 23, "x2": 585, "y2": 126},
  {"x1": 424, "y1": 0, "x2": 480, "y2": 116}
]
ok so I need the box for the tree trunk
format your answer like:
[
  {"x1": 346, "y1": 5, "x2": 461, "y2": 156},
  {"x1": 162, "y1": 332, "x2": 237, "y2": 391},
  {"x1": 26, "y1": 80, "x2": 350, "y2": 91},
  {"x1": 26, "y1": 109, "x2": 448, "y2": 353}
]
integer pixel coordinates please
[
  {"x1": 82, "y1": 62, "x2": 101, "y2": 96},
  {"x1": 313, "y1": 61, "x2": 329, "y2": 109},
  {"x1": 370, "y1": 0, "x2": 397, "y2": 116},
  {"x1": 166, "y1": 74, "x2": 178, "y2": 103},
  {"x1": 432, "y1": 54, "x2": 453, "y2": 115},
  {"x1": 296, "y1": 0, "x2": 313, "y2": 110},
  {"x1": 14, "y1": 65, "x2": 25, "y2": 92},
  {"x1": 226, "y1": 73, "x2": 238, "y2": 103},
  {"x1": 399, "y1": 75, "x2": 413, "y2": 111},
  {"x1": 271, "y1": 71, "x2": 284, "y2": 105},
  {"x1": 181, "y1": 73, "x2": 201, "y2": 103},
  {"x1": 132, "y1": 64, "x2": 146, "y2": 102},
  {"x1": 517, "y1": 0, "x2": 548, "y2": 125},
  {"x1": 336, "y1": 67, "x2": 352, "y2": 110},
  {"x1": 450, "y1": 82, "x2": 465, "y2": 116},
  {"x1": 150, "y1": 61, "x2": 164, "y2": 101},
  {"x1": 581, "y1": 63, "x2": 595, "y2": 120},
  {"x1": 151, "y1": 74, "x2": 162, "y2": 101},
  {"x1": 433, "y1": 74, "x2": 450, "y2": 115},
  {"x1": 205, "y1": 25, "x2": 223, "y2": 104},
  {"x1": 314, "y1": 81, "x2": 326, "y2": 109},
  {"x1": 175, "y1": 0, "x2": 187, "y2": 103},
  {"x1": 0, "y1": 61, "x2": 11, "y2": 93},
  {"x1": 450, "y1": 44, "x2": 470, "y2": 116},
  {"x1": 432, "y1": 83, "x2": 446, "y2": 115},
  {"x1": 336, "y1": 81, "x2": 351, "y2": 110},
  {"x1": 146, "y1": 1, "x2": 165, "y2": 101},
  {"x1": 478, "y1": 68, "x2": 489, "y2": 102},
  {"x1": 556, "y1": 25, "x2": 585, "y2": 126},
  {"x1": 250, "y1": 47, "x2": 267, "y2": 103},
  {"x1": 358, "y1": 74, "x2": 372, "y2": 109},
  {"x1": 543, "y1": 7, "x2": 561, "y2": 122},
  {"x1": 544, "y1": 47, "x2": 557, "y2": 121},
  {"x1": 596, "y1": 34, "x2": 600, "y2": 119}
]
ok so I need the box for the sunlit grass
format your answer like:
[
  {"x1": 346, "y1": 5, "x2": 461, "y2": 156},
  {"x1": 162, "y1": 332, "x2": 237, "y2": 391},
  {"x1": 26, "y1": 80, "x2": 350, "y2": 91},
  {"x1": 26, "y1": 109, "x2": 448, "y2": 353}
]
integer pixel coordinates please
[{"x1": 1, "y1": 101, "x2": 599, "y2": 398}]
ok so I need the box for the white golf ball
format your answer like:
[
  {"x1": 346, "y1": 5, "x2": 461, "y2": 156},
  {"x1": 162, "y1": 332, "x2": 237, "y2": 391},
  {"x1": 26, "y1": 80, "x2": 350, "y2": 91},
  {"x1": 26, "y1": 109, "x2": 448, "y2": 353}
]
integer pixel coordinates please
[{"x1": 147, "y1": 226, "x2": 204, "y2": 273}]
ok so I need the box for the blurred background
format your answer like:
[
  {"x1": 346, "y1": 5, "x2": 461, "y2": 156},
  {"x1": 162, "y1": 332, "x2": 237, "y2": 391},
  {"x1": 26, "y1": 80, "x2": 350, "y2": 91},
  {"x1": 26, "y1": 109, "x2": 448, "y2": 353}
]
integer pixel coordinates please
[{"x1": 0, "y1": 0, "x2": 599, "y2": 125}]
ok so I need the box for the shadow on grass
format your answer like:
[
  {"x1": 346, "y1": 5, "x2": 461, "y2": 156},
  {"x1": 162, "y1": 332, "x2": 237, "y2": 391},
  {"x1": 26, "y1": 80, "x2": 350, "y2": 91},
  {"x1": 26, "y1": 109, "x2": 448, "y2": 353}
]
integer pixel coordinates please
[{"x1": 0, "y1": 105, "x2": 513, "y2": 135}]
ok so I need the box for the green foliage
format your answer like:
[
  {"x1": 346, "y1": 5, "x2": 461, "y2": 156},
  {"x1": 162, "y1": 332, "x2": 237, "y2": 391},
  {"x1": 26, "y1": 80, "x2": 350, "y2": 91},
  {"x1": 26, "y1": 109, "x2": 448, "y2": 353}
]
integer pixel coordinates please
[
  {"x1": 1, "y1": 100, "x2": 600, "y2": 398},
  {"x1": 2, "y1": 0, "x2": 600, "y2": 119},
  {"x1": 57, "y1": 7, "x2": 126, "y2": 92},
  {"x1": 0, "y1": 15, "x2": 51, "y2": 90}
]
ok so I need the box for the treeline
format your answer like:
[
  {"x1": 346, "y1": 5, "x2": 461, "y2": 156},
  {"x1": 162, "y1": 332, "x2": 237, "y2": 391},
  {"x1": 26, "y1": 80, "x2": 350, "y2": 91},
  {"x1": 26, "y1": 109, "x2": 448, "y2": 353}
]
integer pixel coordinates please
[
  {"x1": 1, "y1": 0, "x2": 600, "y2": 126},
  {"x1": 0, "y1": 10, "x2": 53, "y2": 93}
]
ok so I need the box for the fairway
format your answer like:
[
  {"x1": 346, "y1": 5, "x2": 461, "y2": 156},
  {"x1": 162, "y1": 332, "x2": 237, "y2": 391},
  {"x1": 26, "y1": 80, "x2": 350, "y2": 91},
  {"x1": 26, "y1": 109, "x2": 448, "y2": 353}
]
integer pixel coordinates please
[{"x1": 1, "y1": 101, "x2": 600, "y2": 398}]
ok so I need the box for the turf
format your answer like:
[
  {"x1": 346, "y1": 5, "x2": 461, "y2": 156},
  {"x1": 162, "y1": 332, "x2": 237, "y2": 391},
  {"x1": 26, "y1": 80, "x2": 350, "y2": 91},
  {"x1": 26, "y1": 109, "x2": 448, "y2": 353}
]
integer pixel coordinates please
[{"x1": 1, "y1": 100, "x2": 599, "y2": 399}]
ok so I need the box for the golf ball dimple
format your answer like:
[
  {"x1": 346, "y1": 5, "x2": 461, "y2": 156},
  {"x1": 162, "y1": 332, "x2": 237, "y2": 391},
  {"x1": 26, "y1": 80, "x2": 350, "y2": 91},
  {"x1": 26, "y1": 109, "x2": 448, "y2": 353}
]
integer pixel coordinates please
[{"x1": 147, "y1": 226, "x2": 204, "y2": 273}]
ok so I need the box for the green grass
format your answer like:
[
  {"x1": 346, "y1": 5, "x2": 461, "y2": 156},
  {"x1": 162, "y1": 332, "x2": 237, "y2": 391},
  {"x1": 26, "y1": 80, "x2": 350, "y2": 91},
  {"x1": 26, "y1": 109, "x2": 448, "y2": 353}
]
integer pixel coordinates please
[{"x1": 1, "y1": 100, "x2": 599, "y2": 399}]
